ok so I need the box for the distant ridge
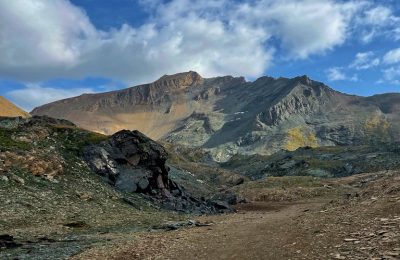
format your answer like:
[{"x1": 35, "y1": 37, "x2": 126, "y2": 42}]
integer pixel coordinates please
[
  {"x1": 0, "y1": 96, "x2": 30, "y2": 118},
  {"x1": 32, "y1": 71, "x2": 400, "y2": 161}
]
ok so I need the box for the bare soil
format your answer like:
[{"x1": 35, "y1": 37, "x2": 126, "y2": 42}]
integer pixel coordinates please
[
  {"x1": 73, "y1": 171, "x2": 400, "y2": 260},
  {"x1": 73, "y1": 200, "x2": 325, "y2": 260}
]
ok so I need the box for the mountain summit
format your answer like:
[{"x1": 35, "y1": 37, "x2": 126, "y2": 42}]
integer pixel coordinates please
[
  {"x1": 32, "y1": 72, "x2": 400, "y2": 161},
  {"x1": 0, "y1": 96, "x2": 30, "y2": 118},
  {"x1": 154, "y1": 71, "x2": 204, "y2": 89}
]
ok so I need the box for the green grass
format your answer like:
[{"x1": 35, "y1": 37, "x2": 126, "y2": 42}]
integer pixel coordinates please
[
  {"x1": 303, "y1": 157, "x2": 343, "y2": 169},
  {"x1": 230, "y1": 175, "x2": 355, "y2": 202},
  {"x1": 51, "y1": 126, "x2": 108, "y2": 154},
  {"x1": 0, "y1": 128, "x2": 31, "y2": 150},
  {"x1": 243, "y1": 176, "x2": 323, "y2": 189}
]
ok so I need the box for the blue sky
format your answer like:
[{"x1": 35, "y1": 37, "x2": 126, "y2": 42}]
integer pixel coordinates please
[{"x1": 0, "y1": 0, "x2": 400, "y2": 111}]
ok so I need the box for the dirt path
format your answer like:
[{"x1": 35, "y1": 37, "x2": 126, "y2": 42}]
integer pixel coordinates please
[{"x1": 74, "y1": 200, "x2": 328, "y2": 260}]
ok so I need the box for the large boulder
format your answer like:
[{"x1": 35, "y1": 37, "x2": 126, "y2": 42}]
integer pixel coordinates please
[
  {"x1": 84, "y1": 130, "x2": 230, "y2": 214},
  {"x1": 84, "y1": 130, "x2": 174, "y2": 196}
]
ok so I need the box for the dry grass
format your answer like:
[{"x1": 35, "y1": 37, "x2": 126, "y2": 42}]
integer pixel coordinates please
[
  {"x1": 0, "y1": 96, "x2": 30, "y2": 118},
  {"x1": 231, "y1": 176, "x2": 355, "y2": 202}
]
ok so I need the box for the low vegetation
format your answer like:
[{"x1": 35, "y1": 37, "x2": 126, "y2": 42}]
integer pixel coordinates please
[
  {"x1": 284, "y1": 126, "x2": 318, "y2": 151},
  {"x1": 0, "y1": 128, "x2": 30, "y2": 150}
]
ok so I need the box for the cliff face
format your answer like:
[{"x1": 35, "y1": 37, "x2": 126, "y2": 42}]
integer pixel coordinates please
[
  {"x1": 32, "y1": 72, "x2": 400, "y2": 161},
  {"x1": 0, "y1": 96, "x2": 30, "y2": 118}
]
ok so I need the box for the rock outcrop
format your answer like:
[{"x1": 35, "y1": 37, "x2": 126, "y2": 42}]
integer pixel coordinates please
[
  {"x1": 84, "y1": 130, "x2": 231, "y2": 214},
  {"x1": 84, "y1": 130, "x2": 173, "y2": 196}
]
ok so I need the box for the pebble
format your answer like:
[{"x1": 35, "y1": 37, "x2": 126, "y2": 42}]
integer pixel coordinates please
[
  {"x1": 385, "y1": 252, "x2": 400, "y2": 256},
  {"x1": 332, "y1": 253, "x2": 346, "y2": 259},
  {"x1": 344, "y1": 238, "x2": 359, "y2": 242},
  {"x1": 377, "y1": 230, "x2": 388, "y2": 235}
]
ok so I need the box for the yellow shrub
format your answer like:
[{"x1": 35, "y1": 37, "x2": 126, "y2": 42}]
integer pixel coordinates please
[
  {"x1": 285, "y1": 127, "x2": 318, "y2": 151},
  {"x1": 364, "y1": 113, "x2": 391, "y2": 143}
]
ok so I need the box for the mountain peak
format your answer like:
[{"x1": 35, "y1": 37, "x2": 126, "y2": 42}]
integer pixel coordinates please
[
  {"x1": 153, "y1": 71, "x2": 204, "y2": 89},
  {"x1": 292, "y1": 75, "x2": 313, "y2": 86}
]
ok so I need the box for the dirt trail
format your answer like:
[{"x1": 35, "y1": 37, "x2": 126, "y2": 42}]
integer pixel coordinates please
[
  {"x1": 74, "y1": 200, "x2": 328, "y2": 260},
  {"x1": 75, "y1": 172, "x2": 400, "y2": 260}
]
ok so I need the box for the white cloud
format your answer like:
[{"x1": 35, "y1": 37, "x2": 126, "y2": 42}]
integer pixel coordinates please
[
  {"x1": 0, "y1": 0, "x2": 272, "y2": 84},
  {"x1": 349, "y1": 51, "x2": 380, "y2": 70},
  {"x1": 363, "y1": 6, "x2": 395, "y2": 25},
  {"x1": 232, "y1": 0, "x2": 361, "y2": 59},
  {"x1": 326, "y1": 67, "x2": 358, "y2": 82},
  {"x1": 0, "y1": 0, "x2": 372, "y2": 85},
  {"x1": 355, "y1": 5, "x2": 400, "y2": 43},
  {"x1": 0, "y1": 0, "x2": 98, "y2": 78},
  {"x1": 383, "y1": 48, "x2": 400, "y2": 64},
  {"x1": 382, "y1": 66, "x2": 400, "y2": 84},
  {"x1": 6, "y1": 85, "x2": 96, "y2": 111},
  {"x1": 326, "y1": 67, "x2": 346, "y2": 81}
]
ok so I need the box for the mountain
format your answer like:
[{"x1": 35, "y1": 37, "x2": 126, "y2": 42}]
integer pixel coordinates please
[
  {"x1": 32, "y1": 71, "x2": 400, "y2": 161},
  {"x1": 0, "y1": 96, "x2": 30, "y2": 118}
]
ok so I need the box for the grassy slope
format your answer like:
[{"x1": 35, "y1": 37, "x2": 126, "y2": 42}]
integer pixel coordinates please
[
  {"x1": 0, "y1": 96, "x2": 30, "y2": 118},
  {"x1": 0, "y1": 124, "x2": 184, "y2": 242}
]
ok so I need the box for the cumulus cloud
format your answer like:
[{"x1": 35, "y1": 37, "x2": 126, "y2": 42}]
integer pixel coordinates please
[
  {"x1": 383, "y1": 48, "x2": 400, "y2": 65},
  {"x1": 1, "y1": 0, "x2": 398, "y2": 109},
  {"x1": 326, "y1": 67, "x2": 358, "y2": 82},
  {"x1": 0, "y1": 0, "x2": 273, "y2": 84},
  {"x1": 0, "y1": 0, "x2": 98, "y2": 79},
  {"x1": 6, "y1": 85, "x2": 96, "y2": 112},
  {"x1": 349, "y1": 52, "x2": 380, "y2": 70},
  {"x1": 0, "y1": 0, "x2": 373, "y2": 85},
  {"x1": 236, "y1": 0, "x2": 361, "y2": 59}
]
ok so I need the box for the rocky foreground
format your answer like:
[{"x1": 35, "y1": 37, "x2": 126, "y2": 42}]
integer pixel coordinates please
[
  {"x1": 0, "y1": 116, "x2": 399, "y2": 259},
  {"x1": 0, "y1": 116, "x2": 240, "y2": 259},
  {"x1": 73, "y1": 171, "x2": 400, "y2": 260}
]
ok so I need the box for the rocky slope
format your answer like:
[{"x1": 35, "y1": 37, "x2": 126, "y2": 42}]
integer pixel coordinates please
[
  {"x1": 222, "y1": 145, "x2": 400, "y2": 180},
  {"x1": 32, "y1": 72, "x2": 400, "y2": 161},
  {"x1": 0, "y1": 96, "x2": 29, "y2": 118},
  {"x1": 0, "y1": 116, "x2": 246, "y2": 258},
  {"x1": 0, "y1": 116, "x2": 236, "y2": 216},
  {"x1": 1, "y1": 115, "x2": 399, "y2": 259}
]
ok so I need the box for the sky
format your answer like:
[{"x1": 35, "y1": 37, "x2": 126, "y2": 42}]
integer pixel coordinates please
[{"x1": 0, "y1": 0, "x2": 400, "y2": 111}]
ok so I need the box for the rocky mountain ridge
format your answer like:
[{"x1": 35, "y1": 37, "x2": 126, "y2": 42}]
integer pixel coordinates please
[{"x1": 32, "y1": 72, "x2": 400, "y2": 161}]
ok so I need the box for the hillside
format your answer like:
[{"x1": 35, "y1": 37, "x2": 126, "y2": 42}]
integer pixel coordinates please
[
  {"x1": 1, "y1": 116, "x2": 399, "y2": 259},
  {"x1": 32, "y1": 72, "x2": 400, "y2": 161},
  {"x1": 0, "y1": 116, "x2": 243, "y2": 259},
  {"x1": 0, "y1": 96, "x2": 29, "y2": 118}
]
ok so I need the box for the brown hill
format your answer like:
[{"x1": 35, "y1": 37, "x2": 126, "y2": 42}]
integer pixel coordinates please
[
  {"x1": 0, "y1": 96, "x2": 29, "y2": 118},
  {"x1": 32, "y1": 71, "x2": 400, "y2": 161}
]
